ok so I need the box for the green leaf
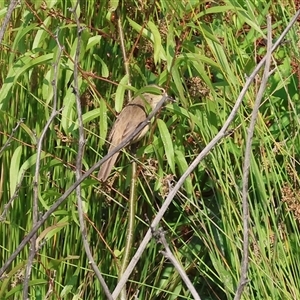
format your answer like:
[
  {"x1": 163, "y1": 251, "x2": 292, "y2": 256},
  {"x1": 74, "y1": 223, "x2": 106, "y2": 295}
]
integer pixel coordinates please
[
  {"x1": 236, "y1": 9, "x2": 265, "y2": 36},
  {"x1": 109, "y1": 0, "x2": 119, "y2": 11},
  {"x1": 32, "y1": 16, "x2": 51, "y2": 50},
  {"x1": 99, "y1": 98, "x2": 108, "y2": 148},
  {"x1": 176, "y1": 52, "x2": 220, "y2": 69},
  {"x1": 61, "y1": 87, "x2": 76, "y2": 133},
  {"x1": 69, "y1": 0, "x2": 81, "y2": 16},
  {"x1": 166, "y1": 23, "x2": 176, "y2": 72},
  {"x1": 115, "y1": 75, "x2": 129, "y2": 112},
  {"x1": 171, "y1": 67, "x2": 186, "y2": 106},
  {"x1": 12, "y1": 22, "x2": 37, "y2": 58},
  {"x1": 0, "y1": 54, "x2": 53, "y2": 110},
  {"x1": 147, "y1": 21, "x2": 163, "y2": 64},
  {"x1": 0, "y1": 261, "x2": 26, "y2": 298},
  {"x1": 4, "y1": 279, "x2": 47, "y2": 298},
  {"x1": 9, "y1": 146, "x2": 23, "y2": 197},
  {"x1": 0, "y1": 7, "x2": 7, "y2": 18},
  {"x1": 196, "y1": 5, "x2": 242, "y2": 18},
  {"x1": 127, "y1": 18, "x2": 166, "y2": 63},
  {"x1": 36, "y1": 217, "x2": 69, "y2": 246},
  {"x1": 73, "y1": 108, "x2": 101, "y2": 130},
  {"x1": 20, "y1": 123, "x2": 38, "y2": 145},
  {"x1": 86, "y1": 35, "x2": 102, "y2": 51},
  {"x1": 205, "y1": 37, "x2": 238, "y2": 86},
  {"x1": 157, "y1": 119, "x2": 175, "y2": 173},
  {"x1": 175, "y1": 53, "x2": 217, "y2": 90},
  {"x1": 93, "y1": 54, "x2": 109, "y2": 78},
  {"x1": 60, "y1": 275, "x2": 79, "y2": 297},
  {"x1": 127, "y1": 17, "x2": 150, "y2": 38},
  {"x1": 64, "y1": 36, "x2": 86, "y2": 86},
  {"x1": 174, "y1": 150, "x2": 193, "y2": 195},
  {"x1": 18, "y1": 152, "x2": 50, "y2": 182}
]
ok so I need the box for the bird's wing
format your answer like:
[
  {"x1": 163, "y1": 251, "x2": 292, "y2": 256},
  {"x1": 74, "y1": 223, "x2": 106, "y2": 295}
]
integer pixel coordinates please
[{"x1": 108, "y1": 101, "x2": 147, "y2": 147}]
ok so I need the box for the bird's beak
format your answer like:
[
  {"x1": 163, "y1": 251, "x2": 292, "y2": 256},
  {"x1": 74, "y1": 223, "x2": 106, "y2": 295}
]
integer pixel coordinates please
[{"x1": 166, "y1": 95, "x2": 176, "y2": 103}]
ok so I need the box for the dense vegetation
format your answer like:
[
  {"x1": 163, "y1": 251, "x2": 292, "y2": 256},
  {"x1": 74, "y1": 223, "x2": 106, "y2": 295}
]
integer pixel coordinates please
[{"x1": 0, "y1": 1, "x2": 300, "y2": 299}]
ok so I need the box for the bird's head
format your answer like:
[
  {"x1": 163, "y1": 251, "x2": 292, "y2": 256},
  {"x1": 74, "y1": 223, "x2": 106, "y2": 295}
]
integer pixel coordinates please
[{"x1": 136, "y1": 84, "x2": 174, "y2": 109}]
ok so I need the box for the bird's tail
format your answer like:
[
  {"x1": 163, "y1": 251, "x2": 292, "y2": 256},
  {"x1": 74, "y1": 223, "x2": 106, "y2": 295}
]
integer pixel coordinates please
[{"x1": 98, "y1": 150, "x2": 120, "y2": 182}]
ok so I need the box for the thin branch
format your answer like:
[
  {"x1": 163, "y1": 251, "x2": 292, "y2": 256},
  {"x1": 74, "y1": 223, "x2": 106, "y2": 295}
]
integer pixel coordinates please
[
  {"x1": 112, "y1": 10, "x2": 300, "y2": 298},
  {"x1": 118, "y1": 12, "x2": 132, "y2": 101},
  {"x1": 70, "y1": 3, "x2": 113, "y2": 300},
  {"x1": 0, "y1": 119, "x2": 24, "y2": 155},
  {"x1": 117, "y1": 17, "x2": 136, "y2": 299},
  {"x1": 118, "y1": 160, "x2": 137, "y2": 300},
  {"x1": 0, "y1": 171, "x2": 25, "y2": 221},
  {"x1": 155, "y1": 228, "x2": 202, "y2": 300},
  {"x1": 233, "y1": 15, "x2": 273, "y2": 300},
  {"x1": 0, "y1": 0, "x2": 20, "y2": 44},
  {"x1": 23, "y1": 28, "x2": 63, "y2": 300}
]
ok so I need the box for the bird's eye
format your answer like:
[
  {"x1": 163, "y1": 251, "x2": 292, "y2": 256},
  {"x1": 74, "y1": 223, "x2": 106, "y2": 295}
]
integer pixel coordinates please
[
  {"x1": 158, "y1": 87, "x2": 166, "y2": 94},
  {"x1": 151, "y1": 85, "x2": 165, "y2": 94},
  {"x1": 142, "y1": 85, "x2": 165, "y2": 95}
]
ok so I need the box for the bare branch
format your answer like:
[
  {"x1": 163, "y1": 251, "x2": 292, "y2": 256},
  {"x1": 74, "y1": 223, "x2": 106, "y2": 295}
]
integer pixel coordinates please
[
  {"x1": 233, "y1": 14, "x2": 273, "y2": 300},
  {"x1": 155, "y1": 228, "x2": 202, "y2": 300},
  {"x1": 0, "y1": 171, "x2": 25, "y2": 221},
  {"x1": 70, "y1": 2, "x2": 113, "y2": 299},
  {"x1": 0, "y1": 0, "x2": 20, "y2": 45},
  {"x1": 118, "y1": 13, "x2": 132, "y2": 101},
  {"x1": 118, "y1": 160, "x2": 137, "y2": 300},
  {"x1": 23, "y1": 26, "x2": 64, "y2": 300},
  {"x1": 0, "y1": 119, "x2": 24, "y2": 155}
]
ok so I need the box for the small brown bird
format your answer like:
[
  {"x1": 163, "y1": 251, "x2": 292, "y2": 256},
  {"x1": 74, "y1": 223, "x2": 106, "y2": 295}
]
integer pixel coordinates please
[{"x1": 98, "y1": 86, "x2": 166, "y2": 181}]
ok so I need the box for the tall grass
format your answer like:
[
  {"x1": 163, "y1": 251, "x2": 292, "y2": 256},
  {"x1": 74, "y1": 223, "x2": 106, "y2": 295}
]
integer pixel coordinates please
[{"x1": 0, "y1": 0, "x2": 299, "y2": 299}]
